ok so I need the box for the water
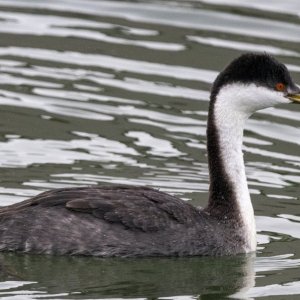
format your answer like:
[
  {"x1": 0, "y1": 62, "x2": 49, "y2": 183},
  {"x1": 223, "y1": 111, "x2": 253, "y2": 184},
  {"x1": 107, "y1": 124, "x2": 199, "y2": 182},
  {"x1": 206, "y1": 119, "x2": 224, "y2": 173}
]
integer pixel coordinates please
[{"x1": 0, "y1": 0, "x2": 298, "y2": 298}]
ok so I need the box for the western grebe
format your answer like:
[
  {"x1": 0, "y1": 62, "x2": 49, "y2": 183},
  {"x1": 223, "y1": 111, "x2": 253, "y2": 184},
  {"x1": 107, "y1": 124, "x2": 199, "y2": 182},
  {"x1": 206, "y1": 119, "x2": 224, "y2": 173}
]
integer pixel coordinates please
[{"x1": 0, "y1": 53, "x2": 299, "y2": 257}]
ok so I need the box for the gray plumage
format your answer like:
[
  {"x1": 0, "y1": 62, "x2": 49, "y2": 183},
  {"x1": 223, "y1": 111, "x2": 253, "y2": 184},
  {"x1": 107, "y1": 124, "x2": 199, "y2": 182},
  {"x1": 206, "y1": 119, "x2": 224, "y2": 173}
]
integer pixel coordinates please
[
  {"x1": 0, "y1": 53, "x2": 299, "y2": 257},
  {"x1": 0, "y1": 186, "x2": 245, "y2": 256}
]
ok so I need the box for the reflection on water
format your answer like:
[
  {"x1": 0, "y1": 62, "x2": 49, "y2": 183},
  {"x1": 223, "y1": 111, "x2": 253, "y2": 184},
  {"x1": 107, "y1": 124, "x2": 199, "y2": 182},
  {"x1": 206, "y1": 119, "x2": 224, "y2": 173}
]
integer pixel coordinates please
[
  {"x1": 0, "y1": 253, "x2": 256, "y2": 299},
  {"x1": 0, "y1": 253, "x2": 300, "y2": 299},
  {"x1": 0, "y1": 0, "x2": 298, "y2": 299}
]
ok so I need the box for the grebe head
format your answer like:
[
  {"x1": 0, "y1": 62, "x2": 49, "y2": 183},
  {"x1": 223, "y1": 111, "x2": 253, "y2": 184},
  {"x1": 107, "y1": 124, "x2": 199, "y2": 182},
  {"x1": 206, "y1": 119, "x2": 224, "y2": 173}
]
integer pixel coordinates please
[{"x1": 211, "y1": 53, "x2": 300, "y2": 115}]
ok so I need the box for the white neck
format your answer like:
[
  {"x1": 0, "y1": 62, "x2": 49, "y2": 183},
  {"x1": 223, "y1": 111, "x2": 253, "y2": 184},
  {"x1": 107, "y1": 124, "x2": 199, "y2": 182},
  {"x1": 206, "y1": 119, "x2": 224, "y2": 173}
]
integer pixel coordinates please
[{"x1": 213, "y1": 86, "x2": 256, "y2": 252}]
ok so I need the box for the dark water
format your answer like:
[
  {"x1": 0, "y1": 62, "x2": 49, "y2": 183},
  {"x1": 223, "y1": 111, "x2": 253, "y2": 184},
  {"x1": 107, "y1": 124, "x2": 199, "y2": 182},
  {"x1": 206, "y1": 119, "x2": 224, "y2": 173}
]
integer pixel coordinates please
[{"x1": 0, "y1": 0, "x2": 299, "y2": 299}]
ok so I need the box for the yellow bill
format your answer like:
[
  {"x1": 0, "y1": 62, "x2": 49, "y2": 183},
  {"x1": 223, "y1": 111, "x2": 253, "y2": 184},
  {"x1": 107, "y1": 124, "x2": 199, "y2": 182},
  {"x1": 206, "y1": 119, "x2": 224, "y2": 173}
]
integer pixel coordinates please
[{"x1": 288, "y1": 93, "x2": 300, "y2": 103}]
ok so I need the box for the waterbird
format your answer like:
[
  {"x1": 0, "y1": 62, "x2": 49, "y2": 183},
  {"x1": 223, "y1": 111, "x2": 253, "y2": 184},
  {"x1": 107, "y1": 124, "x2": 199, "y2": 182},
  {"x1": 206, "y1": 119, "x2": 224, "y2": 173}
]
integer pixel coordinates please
[{"x1": 0, "y1": 53, "x2": 299, "y2": 257}]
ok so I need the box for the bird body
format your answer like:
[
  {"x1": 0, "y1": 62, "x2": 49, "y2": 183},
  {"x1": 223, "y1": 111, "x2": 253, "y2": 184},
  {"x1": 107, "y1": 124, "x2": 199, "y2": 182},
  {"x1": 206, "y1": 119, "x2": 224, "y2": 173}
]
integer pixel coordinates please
[
  {"x1": 0, "y1": 186, "x2": 247, "y2": 256},
  {"x1": 0, "y1": 53, "x2": 299, "y2": 257}
]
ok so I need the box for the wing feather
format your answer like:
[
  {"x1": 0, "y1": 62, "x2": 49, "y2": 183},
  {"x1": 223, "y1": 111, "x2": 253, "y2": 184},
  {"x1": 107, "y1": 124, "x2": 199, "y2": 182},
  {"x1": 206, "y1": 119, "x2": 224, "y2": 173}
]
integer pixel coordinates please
[{"x1": 1, "y1": 185, "x2": 201, "y2": 232}]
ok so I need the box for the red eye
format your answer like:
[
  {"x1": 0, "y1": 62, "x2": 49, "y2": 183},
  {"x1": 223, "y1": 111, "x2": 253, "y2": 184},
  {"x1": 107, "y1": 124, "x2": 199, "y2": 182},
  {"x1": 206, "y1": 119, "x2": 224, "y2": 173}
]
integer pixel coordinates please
[{"x1": 275, "y1": 83, "x2": 285, "y2": 91}]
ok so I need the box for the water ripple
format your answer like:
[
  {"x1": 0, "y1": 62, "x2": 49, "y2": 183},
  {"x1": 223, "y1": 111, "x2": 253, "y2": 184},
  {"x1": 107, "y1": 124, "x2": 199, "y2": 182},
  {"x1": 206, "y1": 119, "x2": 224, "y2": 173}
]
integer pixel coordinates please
[
  {"x1": 0, "y1": 47, "x2": 217, "y2": 83},
  {"x1": 0, "y1": 11, "x2": 183, "y2": 51},
  {"x1": 1, "y1": 1, "x2": 299, "y2": 42}
]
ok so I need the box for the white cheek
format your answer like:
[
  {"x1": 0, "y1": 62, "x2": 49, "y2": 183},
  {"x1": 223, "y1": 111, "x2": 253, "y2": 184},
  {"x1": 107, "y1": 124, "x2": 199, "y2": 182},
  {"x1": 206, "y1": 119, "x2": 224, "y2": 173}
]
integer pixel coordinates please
[{"x1": 217, "y1": 83, "x2": 289, "y2": 114}]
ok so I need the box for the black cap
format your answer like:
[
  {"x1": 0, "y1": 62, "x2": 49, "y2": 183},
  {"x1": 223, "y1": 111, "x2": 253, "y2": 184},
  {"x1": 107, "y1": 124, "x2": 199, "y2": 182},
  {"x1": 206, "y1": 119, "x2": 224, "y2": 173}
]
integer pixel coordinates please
[{"x1": 211, "y1": 53, "x2": 298, "y2": 101}]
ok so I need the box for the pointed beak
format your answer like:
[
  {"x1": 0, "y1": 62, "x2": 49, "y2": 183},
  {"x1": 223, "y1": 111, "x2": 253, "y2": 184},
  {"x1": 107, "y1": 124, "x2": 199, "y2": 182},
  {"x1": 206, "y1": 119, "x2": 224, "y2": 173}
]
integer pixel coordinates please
[
  {"x1": 288, "y1": 93, "x2": 300, "y2": 103},
  {"x1": 287, "y1": 86, "x2": 300, "y2": 103}
]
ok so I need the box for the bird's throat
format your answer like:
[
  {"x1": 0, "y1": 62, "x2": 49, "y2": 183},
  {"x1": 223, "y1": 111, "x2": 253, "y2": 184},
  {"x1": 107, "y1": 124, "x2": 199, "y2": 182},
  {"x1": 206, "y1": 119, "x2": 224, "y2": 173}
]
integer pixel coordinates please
[{"x1": 206, "y1": 90, "x2": 256, "y2": 252}]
